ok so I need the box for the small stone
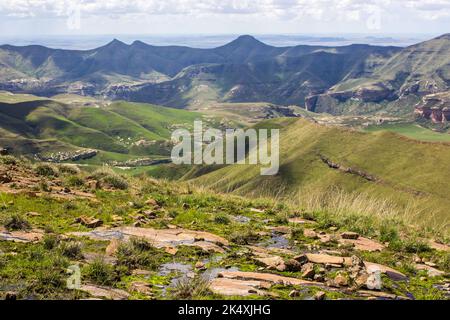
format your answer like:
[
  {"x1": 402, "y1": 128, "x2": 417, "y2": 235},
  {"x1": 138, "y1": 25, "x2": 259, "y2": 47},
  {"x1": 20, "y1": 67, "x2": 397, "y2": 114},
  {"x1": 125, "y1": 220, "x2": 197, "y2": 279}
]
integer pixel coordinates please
[
  {"x1": 314, "y1": 291, "x2": 326, "y2": 300},
  {"x1": 301, "y1": 263, "x2": 315, "y2": 279},
  {"x1": 145, "y1": 199, "x2": 158, "y2": 206},
  {"x1": 27, "y1": 211, "x2": 41, "y2": 217},
  {"x1": 413, "y1": 256, "x2": 422, "y2": 263},
  {"x1": 195, "y1": 261, "x2": 206, "y2": 270},
  {"x1": 289, "y1": 290, "x2": 301, "y2": 298},
  {"x1": 75, "y1": 216, "x2": 103, "y2": 228},
  {"x1": 355, "y1": 273, "x2": 369, "y2": 288},
  {"x1": 130, "y1": 282, "x2": 152, "y2": 295},
  {"x1": 304, "y1": 229, "x2": 319, "y2": 239},
  {"x1": 5, "y1": 292, "x2": 17, "y2": 300},
  {"x1": 424, "y1": 261, "x2": 438, "y2": 268},
  {"x1": 334, "y1": 274, "x2": 349, "y2": 287},
  {"x1": 420, "y1": 276, "x2": 428, "y2": 281},
  {"x1": 165, "y1": 247, "x2": 178, "y2": 255},
  {"x1": 105, "y1": 239, "x2": 121, "y2": 256},
  {"x1": 366, "y1": 270, "x2": 382, "y2": 290},
  {"x1": 285, "y1": 259, "x2": 303, "y2": 272},
  {"x1": 293, "y1": 254, "x2": 308, "y2": 265},
  {"x1": 314, "y1": 274, "x2": 325, "y2": 282},
  {"x1": 329, "y1": 226, "x2": 338, "y2": 231},
  {"x1": 341, "y1": 232, "x2": 359, "y2": 240}
]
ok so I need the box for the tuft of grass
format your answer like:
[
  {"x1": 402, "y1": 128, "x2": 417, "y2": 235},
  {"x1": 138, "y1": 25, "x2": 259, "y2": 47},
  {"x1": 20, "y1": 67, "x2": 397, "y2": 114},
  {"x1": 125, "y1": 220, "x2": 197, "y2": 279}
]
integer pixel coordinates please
[
  {"x1": 65, "y1": 175, "x2": 85, "y2": 187},
  {"x1": 58, "y1": 165, "x2": 80, "y2": 175},
  {"x1": 58, "y1": 241, "x2": 83, "y2": 259},
  {"x1": 34, "y1": 164, "x2": 58, "y2": 177},
  {"x1": 116, "y1": 237, "x2": 165, "y2": 270},
  {"x1": 92, "y1": 168, "x2": 128, "y2": 190},
  {"x1": 214, "y1": 214, "x2": 230, "y2": 225},
  {"x1": 229, "y1": 228, "x2": 261, "y2": 245},
  {"x1": 4, "y1": 214, "x2": 31, "y2": 231},
  {"x1": 0, "y1": 155, "x2": 18, "y2": 165},
  {"x1": 171, "y1": 276, "x2": 211, "y2": 300},
  {"x1": 85, "y1": 258, "x2": 116, "y2": 286}
]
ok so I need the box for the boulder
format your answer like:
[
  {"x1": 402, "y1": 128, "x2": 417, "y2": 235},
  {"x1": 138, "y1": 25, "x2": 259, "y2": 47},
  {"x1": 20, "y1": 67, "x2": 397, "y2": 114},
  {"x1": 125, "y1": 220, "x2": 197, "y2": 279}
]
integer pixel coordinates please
[
  {"x1": 314, "y1": 291, "x2": 326, "y2": 300},
  {"x1": 301, "y1": 263, "x2": 315, "y2": 279},
  {"x1": 79, "y1": 284, "x2": 130, "y2": 300},
  {"x1": 75, "y1": 216, "x2": 103, "y2": 228},
  {"x1": 306, "y1": 253, "x2": 351, "y2": 266}
]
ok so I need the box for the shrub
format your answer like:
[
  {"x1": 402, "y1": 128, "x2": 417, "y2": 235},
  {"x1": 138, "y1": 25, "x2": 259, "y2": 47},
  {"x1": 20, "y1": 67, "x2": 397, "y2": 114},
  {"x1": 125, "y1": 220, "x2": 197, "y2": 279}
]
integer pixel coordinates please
[
  {"x1": 58, "y1": 165, "x2": 80, "y2": 175},
  {"x1": 171, "y1": 276, "x2": 210, "y2": 300},
  {"x1": 4, "y1": 214, "x2": 31, "y2": 231},
  {"x1": 65, "y1": 175, "x2": 85, "y2": 187},
  {"x1": 116, "y1": 237, "x2": 163, "y2": 270},
  {"x1": 229, "y1": 228, "x2": 260, "y2": 245},
  {"x1": 35, "y1": 164, "x2": 58, "y2": 177},
  {"x1": 58, "y1": 241, "x2": 83, "y2": 259},
  {"x1": 85, "y1": 258, "x2": 116, "y2": 286},
  {"x1": 43, "y1": 234, "x2": 60, "y2": 250},
  {"x1": 214, "y1": 214, "x2": 230, "y2": 225},
  {"x1": 0, "y1": 155, "x2": 17, "y2": 165},
  {"x1": 379, "y1": 222, "x2": 400, "y2": 243}
]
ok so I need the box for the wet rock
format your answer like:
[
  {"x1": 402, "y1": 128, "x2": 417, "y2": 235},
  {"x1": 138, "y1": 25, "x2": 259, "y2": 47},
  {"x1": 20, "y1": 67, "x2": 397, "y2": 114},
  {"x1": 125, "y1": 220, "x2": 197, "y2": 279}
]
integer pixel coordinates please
[
  {"x1": 301, "y1": 263, "x2": 315, "y2": 279},
  {"x1": 70, "y1": 226, "x2": 229, "y2": 254},
  {"x1": 341, "y1": 232, "x2": 360, "y2": 240},
  {"x1": 314, "y1": 291, "x2": 326, "y2": 300}
]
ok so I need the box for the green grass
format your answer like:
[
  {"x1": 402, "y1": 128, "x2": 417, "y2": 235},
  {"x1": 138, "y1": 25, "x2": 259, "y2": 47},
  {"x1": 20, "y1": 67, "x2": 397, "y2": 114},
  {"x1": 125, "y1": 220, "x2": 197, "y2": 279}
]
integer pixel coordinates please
[
  {"x1": 365, "y1": 123, "x2": 450, "y2": 143},
  {"x1": 188, "y1": 118, "x2": 450, "y2": 233}
]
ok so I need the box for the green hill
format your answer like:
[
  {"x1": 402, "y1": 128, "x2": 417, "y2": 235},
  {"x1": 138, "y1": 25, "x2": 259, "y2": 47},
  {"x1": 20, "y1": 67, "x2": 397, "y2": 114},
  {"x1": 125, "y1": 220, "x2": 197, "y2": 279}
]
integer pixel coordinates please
[
  {"x1": 184, "y1": 118, "x2": 450, "y2": 232},
  {"x1": 0, "y1": 96, "x2": 202, "y2": 162}
]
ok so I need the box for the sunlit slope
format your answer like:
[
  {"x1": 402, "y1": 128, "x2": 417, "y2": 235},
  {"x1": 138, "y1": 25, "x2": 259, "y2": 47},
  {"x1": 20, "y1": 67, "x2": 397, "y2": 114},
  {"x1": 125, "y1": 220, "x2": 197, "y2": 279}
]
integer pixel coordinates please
[{"x1": 188, "y1": 118, "x2": 450, "y2": 228}]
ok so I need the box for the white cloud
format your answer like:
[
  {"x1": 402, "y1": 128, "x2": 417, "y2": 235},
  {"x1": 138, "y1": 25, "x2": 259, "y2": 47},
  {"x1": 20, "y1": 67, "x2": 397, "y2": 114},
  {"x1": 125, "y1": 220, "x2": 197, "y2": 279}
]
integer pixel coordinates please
[{"x1": 0, "y1": 0, "x2": 449, "y2": 34}]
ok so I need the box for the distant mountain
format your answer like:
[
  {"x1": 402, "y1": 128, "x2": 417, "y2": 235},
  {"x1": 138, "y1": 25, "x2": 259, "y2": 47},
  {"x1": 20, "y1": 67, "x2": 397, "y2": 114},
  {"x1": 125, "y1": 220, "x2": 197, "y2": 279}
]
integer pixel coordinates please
[
  {"x1": 0, "y1": 35, "x2": 400, "y2": 110},
  {"x1": 307, "y1": 34, "x2": 450, "y2": 116}
]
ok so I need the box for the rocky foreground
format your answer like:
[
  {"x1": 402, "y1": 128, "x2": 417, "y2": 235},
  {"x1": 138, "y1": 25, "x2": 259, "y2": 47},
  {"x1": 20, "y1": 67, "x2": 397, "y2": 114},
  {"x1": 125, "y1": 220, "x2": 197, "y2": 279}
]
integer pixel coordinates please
[{"x1": 0, "y1": 155, "x2": 449, "y2": 300}]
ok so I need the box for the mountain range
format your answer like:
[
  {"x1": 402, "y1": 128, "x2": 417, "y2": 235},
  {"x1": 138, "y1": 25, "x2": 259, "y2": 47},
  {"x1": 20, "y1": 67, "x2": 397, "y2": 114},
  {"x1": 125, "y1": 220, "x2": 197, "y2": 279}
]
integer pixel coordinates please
[{"x1": 1, "y1": 34, "x2": 450, "y2": 116}]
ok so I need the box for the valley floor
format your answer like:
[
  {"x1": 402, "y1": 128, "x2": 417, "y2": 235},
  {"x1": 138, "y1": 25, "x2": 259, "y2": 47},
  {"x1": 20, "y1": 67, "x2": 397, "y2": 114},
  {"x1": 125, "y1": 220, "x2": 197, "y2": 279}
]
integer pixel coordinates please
[{"x1": 0, "y1": 155, "x2": 449, "y2": 300}]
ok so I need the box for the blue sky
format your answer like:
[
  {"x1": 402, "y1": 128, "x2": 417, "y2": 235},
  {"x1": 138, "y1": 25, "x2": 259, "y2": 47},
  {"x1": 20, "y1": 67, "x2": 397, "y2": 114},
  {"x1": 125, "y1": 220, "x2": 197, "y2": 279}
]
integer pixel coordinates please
[{"x1": 0, "y1": 0, "x2": 449, "y2": 36}]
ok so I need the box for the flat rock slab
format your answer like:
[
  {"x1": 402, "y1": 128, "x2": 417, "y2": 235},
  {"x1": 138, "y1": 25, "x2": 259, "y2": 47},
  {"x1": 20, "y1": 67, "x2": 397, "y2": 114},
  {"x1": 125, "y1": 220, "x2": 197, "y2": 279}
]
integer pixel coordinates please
[
  {"x1": 79, "y1": 284, "x2": 130, "y2": 300},
  {"x1": 339, "y1": 237, "x2": 385, "y2": 252},
  {"x1": 364, "y1": 262, "x2": 407, "y2": 281},
  {"x1": 288, "y1": 217, "x2": 317, "y2": 225},
  {"x1": 415, "y1": 264, "x2": 445, "y2": 277},
  {"x1": 218, "y1": 271, "x2": 320, "y2": 287},
  {"x1": 358, "y1": 290, "x2": 410, "y2": 300},
  {"x1": 70, "y1": 226, "x2": 228, "y2": 253},
  {"x1": 0, "y1": 228, "x2": 44, "y2": 243},
  {"x1": 306, "y1": 253, "x2": 352, "y2": 266},
  {"x1": 428, "y1": 240, "x2": 450, "y2": 252},
  {"x1": 210, "y1": 278, "x2": 269, "y2": 296}
]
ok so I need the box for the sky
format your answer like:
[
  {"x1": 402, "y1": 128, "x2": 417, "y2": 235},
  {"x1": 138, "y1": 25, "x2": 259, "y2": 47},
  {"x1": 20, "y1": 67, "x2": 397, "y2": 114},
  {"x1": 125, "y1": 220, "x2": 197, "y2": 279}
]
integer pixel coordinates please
[{"x1": 0, "y1": 0, "x2": 449, "y2": 37}]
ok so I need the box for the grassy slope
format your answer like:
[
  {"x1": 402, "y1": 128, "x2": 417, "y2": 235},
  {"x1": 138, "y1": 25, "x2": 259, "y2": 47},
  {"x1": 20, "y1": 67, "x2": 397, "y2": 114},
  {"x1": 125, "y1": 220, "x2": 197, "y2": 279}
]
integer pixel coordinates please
[
  {"x1": 364, "y1": 123, "x2": 450, "y2": 143},
  {"x1": 188, "y1": 118, "x2": 450, "y2": 231},
  {"x1": 0, "y1": 96, "x2": 204, "y2": 161}
]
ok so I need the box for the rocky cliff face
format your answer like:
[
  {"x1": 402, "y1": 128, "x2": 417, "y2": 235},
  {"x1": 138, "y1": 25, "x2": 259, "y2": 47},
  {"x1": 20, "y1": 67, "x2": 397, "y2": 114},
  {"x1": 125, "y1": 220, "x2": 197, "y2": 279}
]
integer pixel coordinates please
[{"x1": 414, "y1": 92, "x2": 450, "y2": 123}]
